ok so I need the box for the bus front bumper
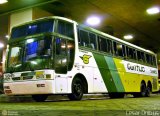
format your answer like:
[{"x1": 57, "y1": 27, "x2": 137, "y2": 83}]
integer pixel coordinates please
[{"x1": 3, "y1": 80, "x2": 55, "y2": 95}]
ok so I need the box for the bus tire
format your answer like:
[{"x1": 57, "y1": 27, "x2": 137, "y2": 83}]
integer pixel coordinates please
[
  {"x1": 133, "y1": 82, "x2": 146, "y2": 97},
  {"x1": 32, "y1": 94, "x2": 48, "y2": 102},
  {"x1": 109, "y1": 93, "x2": 125, "y2": 98},
  {"x1": 140, "y1": 82, "x2": 146, "y2": 97},
  {"x1": 68, "y1": 78, "x2": 83, "y2": 100},
  {"x1": 145, "y1": 86, "x2": 151, "y2": 97}
]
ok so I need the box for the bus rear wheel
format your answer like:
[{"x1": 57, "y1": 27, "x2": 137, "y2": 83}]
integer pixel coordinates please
[
  {"x1": 68, "y1": 78, "x2": 83, "y2": 100},
  {"x1": 32, "y1": 94, "x2": 48, "y2": 102},
  {"x1": 133, "y1": 82, "x2": 146, "y2": 97},
  {"x1": 145, "y1": 86, "x2": 151, "y2": 97}
]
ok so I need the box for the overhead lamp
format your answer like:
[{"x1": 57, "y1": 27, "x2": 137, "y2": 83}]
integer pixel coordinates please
[
  {"x1": 0, "y1": 43, "x2": 4, "y2": 48},
  {"x1": 123, "y1": 35, "x2": 133, "y2": 40},
  {"x1": 0, "y1": 0, "x2": 8, "y2": 4},
  {"x1": 86, "y1": 15, "x2": 101, "y2": 26},
  {"x1": 147, "y1": 7, "x2": 160, "y2": 15}
]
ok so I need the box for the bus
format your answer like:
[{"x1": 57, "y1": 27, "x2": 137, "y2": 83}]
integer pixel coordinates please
[{"x1": 3, "y1": 16, "x2": 158, "y2": 102}]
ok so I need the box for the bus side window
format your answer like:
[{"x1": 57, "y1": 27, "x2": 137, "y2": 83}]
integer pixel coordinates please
[
  {"x1": 137, "y1": 51, "x2": 141, "y2": 61},
  {"x1": 116, "y1": 43, "x2": 125, "y2": 57},
  {"x1": 58, "y1": 21, "x2": 74, "y2": 38},
  {"x1": 98, "y1": 36, "x2": 108, "y2": 52},
  {"x1": 67, "y1": 40, "x2": 75, "y2": 71},
  {"x1": 79, "y1": 30, "x2": 89, "y2": 47},
  {"x1": 106, "y1": 39, "x2": 112, "y2": 54},
  {"x1": 126, "y1": 47, "x2": 136, "y2": 60},
  {"x1": 113, "y1": 42, "x2": 118, "y2": 55},
  {"x1": 55, "y1": 38, "x2": 67, "y2": 73},
  {"x1": 89, "y1": 33, "x2": 97, "y2": 50},
  {"x1": 137, "y1": 51, "x2": 145, "y2": 62},
  {"x1": 146, "y1": 54, "x2": 151, "y2": 65},
  {"x1": 141, "y1": 52, "x2": 145, "y2": 63},
  {"x1": 152, "y1": 55, "x2": 156, "y2": 66}
]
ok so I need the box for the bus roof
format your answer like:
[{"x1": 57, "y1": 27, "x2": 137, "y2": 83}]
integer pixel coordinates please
[{"x1": 11, "y1": 16, "x2": 77, "y2": 29}]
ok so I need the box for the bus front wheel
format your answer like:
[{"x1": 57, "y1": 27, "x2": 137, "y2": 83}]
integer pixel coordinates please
[
  {"x1": 68, "y1": 78, "x2": 83, "y2": 100},
  {"x1": 32, "y1": 94, "x2": 48, "y2": 102}
]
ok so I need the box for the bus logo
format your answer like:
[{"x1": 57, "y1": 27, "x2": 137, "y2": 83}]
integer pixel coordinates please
[{"x1": 80, "y1": 54, "x2": 92, "y2": 64}]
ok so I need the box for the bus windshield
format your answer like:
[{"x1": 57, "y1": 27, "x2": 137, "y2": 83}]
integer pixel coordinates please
[
  {"x1": 25, "y1": 37, "x2": 52, "y2": 61},
  {"x1": 11, "y1": 19, "x2": 54, "y2": 39},
  {"x1": 7, "y1": 36, "x2": 53, "y2": 72}
]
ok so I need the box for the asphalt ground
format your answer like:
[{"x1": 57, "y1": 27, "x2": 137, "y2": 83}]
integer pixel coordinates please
[{"x1": 0, "y1": 93, "x2": 160, "y2": 116}]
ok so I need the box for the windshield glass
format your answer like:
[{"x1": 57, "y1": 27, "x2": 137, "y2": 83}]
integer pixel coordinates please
[
  {"x1": 9, "y1": 46, "x2": 22, "y2": 67},
  {"x1": 7, "y1": 36, "x2": 53, "y2": 72},
  {"x1": 11, "y1": 19, "x2": 54, "y2": 39},
  {"x1": 25, "y1": 37, "x2": 52, "y2": 61}
]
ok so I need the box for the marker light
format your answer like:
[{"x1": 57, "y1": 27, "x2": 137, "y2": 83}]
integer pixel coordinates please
[
  {"x1": 86, "y1": 16, "x2": 101, "y2": 26},
  {"x1": 147, "y1": 7, "x2": 160, "y2": 14},
  {"x1": 0, "y1": 0, "x2": 8, "y2": 4},
  {"x1": 123, "y1": 35, "x2": 133, "y2": 40}
]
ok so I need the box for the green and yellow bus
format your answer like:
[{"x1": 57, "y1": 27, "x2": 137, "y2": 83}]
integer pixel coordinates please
[{"x1": 3, "y1": 16, "x2": 158, "y2": 101}]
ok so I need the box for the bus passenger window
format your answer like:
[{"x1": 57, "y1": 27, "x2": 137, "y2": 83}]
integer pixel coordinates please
[
  {"x1": 98, "y1": 37, "x2": 108, "y2": 52},
  {"x1": 113, "y1": 42, "x2": 118, "y2": 55},
  {"x1": 106, "y1": 39, "x2": 112, "y2": 53},
  {"x1": 116, "y1": 43, "x2": 125, "y2": 57},
  {"x1": 126, "y1": 47, "x2": 136, "y2": 60},
  {"x1": 141, "y1": 52, "x2": 145, "y2": 62},
  {"x1": 137, "y1": 51, "x2": 145, "y2": 62},
  {"x1": 152, "y1": 56, "x2": 156, "y2": 66},
  {"x1": 79, "y1": 30, "x2": 89, "y2": 47},
  {"x1": 89, "y1": 33, "x2": 97, "y2": 50},
  {"x1": 146, "y1": 54, "x2": 151, "y2": 65},
  {"x1": 58, "y1": 21, "x2": 74, "y2": 38}
]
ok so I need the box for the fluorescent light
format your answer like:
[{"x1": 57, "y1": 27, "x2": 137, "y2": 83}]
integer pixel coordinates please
[
  {"x1": 147, "y1": 7, "x2": 160, "y2": 14},
  {"x1": 0, "y1": 43, "x2": 4, "y2": 48},
  {"x1": 86, "y1": 16, "x2": 101, "y2": 26},
  {"x1": 0, "y1": 0, "x2": 8, "y2": 4},
  {"x1": 124, "y1": 35, "x2": 133, "y2": 40}
]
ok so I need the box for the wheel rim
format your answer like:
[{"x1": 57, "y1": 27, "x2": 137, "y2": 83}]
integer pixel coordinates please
[{"x1": 73, "y1": 83, "x2": 82, "y2": 96}]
